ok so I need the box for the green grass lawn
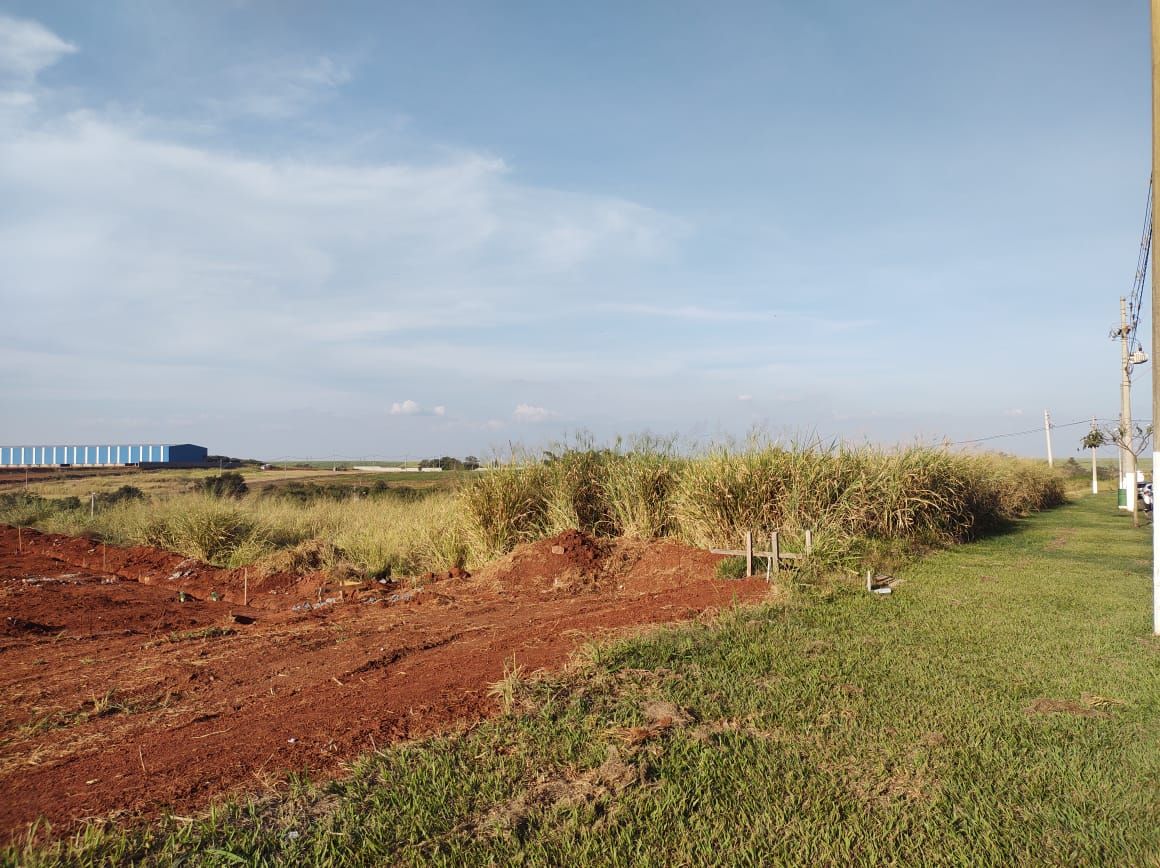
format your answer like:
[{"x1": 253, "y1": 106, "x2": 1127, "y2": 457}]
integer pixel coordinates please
[{"x1": 10, "y1": 493, "x2": 1159, "y2": 866}]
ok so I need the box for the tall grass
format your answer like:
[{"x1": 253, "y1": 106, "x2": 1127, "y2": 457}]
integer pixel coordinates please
[
  {"x1": 459, "y1": 440, "x2": 1065, "y2": 571},
  {"x1": 0, "y1": 441, "x2": 1064, "y2": 577},
  {"x1": 3, "y1": 491, "x2": 465, "y2": 577}
]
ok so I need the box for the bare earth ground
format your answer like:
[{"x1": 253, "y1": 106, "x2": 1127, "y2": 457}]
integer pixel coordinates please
[{"x1": 0, "y1": 525, "x2": 768, "y2": 841}]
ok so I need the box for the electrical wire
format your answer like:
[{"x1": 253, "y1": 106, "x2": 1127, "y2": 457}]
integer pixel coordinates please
[
  {"x1": 951, "y1": 419, "x2": 1091, "y2": 446},
  {"x1": 1126, "y1": 176, "x2": 1153, "y2": 361},
  {"x1": 951, "y1": 417, "x2": 1155, "y2": 447}
]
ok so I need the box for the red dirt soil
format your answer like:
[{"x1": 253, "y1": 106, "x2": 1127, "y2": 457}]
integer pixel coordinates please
[{"x1": 0, "y1": 525, "x2": 771, "y2": 842}]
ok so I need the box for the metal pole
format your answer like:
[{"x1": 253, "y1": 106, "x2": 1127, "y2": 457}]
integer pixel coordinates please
[
  {"x1": 1091, "y1": 417, "x2": 1099, "y2": 494},
  {"x1": 1121, "y1": 297, "x2": 1137, "y2": 513},
  {"x1": 1151, "y1": 0, "x2": 1159, "y2": 633},
  {"x1": 1044, "y1": 409, "x2": 1054, "y2": 467}
]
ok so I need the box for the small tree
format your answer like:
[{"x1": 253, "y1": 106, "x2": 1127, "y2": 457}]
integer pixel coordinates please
[{"x1": 1082, "y1": 424, "x2": 1153, "y2": 527}]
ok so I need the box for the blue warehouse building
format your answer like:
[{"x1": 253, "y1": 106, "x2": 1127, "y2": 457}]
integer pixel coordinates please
[{"x1": 0, "y1": 443, "x2": 209, "y2": 468}]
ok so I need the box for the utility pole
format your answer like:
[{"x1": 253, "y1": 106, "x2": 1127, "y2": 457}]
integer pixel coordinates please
[
  {"x1": 1044, "y1": 409, "x2": 1054, "y2": 467},
  {"x1": 1091, "y1": 417, "x2": 1099, "y2": 494},
  {"x1": 1119, "y1": 297, "x2": 1138, "y2": 514},
  {"x1": 1151, "y1": 0, "x2": 1159, "y2": 634}
]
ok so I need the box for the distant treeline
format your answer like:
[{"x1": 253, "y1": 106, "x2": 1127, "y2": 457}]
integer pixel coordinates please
[
  {"x1": 418, "y1": 456, "x2": 481, "y2": 471},
  {"x1": 258, "y1": 479, "x2": 429, "y2": 504}
]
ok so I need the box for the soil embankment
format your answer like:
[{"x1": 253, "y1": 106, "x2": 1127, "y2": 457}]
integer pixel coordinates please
[{"x1": 0, "y1": 525, "x2": 769, "y2": 840}]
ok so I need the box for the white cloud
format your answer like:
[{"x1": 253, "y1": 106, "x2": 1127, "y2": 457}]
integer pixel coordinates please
[
  {"x1": 207, "y1": 55, "x2": 352, "y2": 120},
  {"x1": 513, "y1": 403, "x2": 552, "y2": 422},
  {"x1": 390, "y1": 400, "x2": 449, "y2": 417},
  {"x1": 0, "y1": 108, "x2": 679, "y2": 381},
  {"x1": 0, "y1": 15, "x2": 76, "y2": 83},
  {"x1": 390, "y1": 400, "x2": 421, "y2": 415}
]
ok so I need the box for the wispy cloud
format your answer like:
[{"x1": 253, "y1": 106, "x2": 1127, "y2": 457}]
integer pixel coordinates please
[
  {"x1": 599, "y1": 303, "x2": 873, "y2": 331},
  {"x1": 206, "y1": 55, "x2": 352, "y2": 120},
  {"x1": 0, "y1": 15, "x2": 76, "y2": 84},
  {"x1": 0, "y1": 34, "x2": 681, "y2": 412},
  {"x1": 601, "y1": 303, "x2": 777, "y2": 323}
]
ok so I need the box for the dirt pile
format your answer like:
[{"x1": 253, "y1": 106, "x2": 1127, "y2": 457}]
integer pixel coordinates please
[
  {"x1": 480, "y1": 530, "x2": 730, "y2": 599},
  {"x1": 479, "y1": 529, "x2": 616, "y2": 595}
]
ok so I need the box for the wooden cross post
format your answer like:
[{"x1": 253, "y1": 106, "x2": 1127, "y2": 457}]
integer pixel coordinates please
[{"x1": 745, "y1": 532, "x2": 753, "y2": 578}]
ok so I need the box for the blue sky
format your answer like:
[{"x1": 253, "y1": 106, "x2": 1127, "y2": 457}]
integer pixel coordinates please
[{"x1": 0, "y1": 1, "x2": 1151, "y2": 459}]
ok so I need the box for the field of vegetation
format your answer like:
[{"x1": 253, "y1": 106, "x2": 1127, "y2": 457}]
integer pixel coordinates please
[
  {"x1": 0, "y1": 441, "x2": 1065, "y2": 581},
  {"x1": 6, "y1": 490, "x2": 1155, "y2": 866}
]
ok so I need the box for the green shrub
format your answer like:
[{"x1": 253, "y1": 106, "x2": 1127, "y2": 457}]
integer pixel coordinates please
[
  {"x1": 714, "y1": 556, "x2": 748, "y2": 579},
  {"x1": 139, "y1": 496, "x2": 267, "y2": 566},
  {"x1": 197, "y1": 471, "x2": 248, "y2": 499},
  {"x1": 96, "y1": 485, "x2": 144, "y2": 507}
]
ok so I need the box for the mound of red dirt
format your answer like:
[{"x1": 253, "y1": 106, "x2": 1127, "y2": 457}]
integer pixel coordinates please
[
  {"x1": 478, "y1": 529, "x2": 730, "y2": 598},
  {"x1": 478, "y1": 529, "x2": 615, "y2": 595}
]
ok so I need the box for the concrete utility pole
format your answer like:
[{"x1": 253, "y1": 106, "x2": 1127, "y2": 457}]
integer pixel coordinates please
[
  {"x1": 1091, "y1": 417, "x2": 1099, "y2": 494},
  {"x1": 1044, "y1": 409, "x2": 1054, "y2": 467},
  {"x1": 1151, "y1": 0, "x2": 1159, "y2": 634},
  {"x1": 1120, "y1": 296, "x2": 1138, "y2": 514}
]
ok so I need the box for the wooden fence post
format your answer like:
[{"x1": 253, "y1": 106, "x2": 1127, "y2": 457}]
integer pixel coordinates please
[
  {"x1": 770, "y1": 532, "x2": 780, "y2": 578},
  {"x1": 805, "y1": 529, "x2": 813, "y2": 557},
  {"x1": 745, "y1": 532, "x2": 753, "y2": 577}
]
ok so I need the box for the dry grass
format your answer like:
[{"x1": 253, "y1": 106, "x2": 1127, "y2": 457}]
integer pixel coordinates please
[{"x1": 1, "y1": 440, "x2": 1064, "y2": 579}]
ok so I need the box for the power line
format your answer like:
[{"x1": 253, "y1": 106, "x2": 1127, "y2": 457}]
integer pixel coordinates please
[
  {"x1": 951, "y1": 419, "x2": 1090, "y2": 446},
  {"x1": 1127, "y1": 176, "x2": 1154, "y2": 358},
  {"x1": 950, "y1": 417, "x2": 1155, "y2": 447}
]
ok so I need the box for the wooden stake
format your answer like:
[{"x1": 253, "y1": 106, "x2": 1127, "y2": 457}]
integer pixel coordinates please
[
  {"x1": 745, "y1": 531, "x2": 753, "y2": 577},
  {"x1": 805, "y1": 529, "x2": 813, "y2": 557},
  {"x1": 770, "y1": 532, "x2": 780, "y2": 578},
  {"x1": 17, "y1": 526, "x2": 22, "y2": 554}
]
